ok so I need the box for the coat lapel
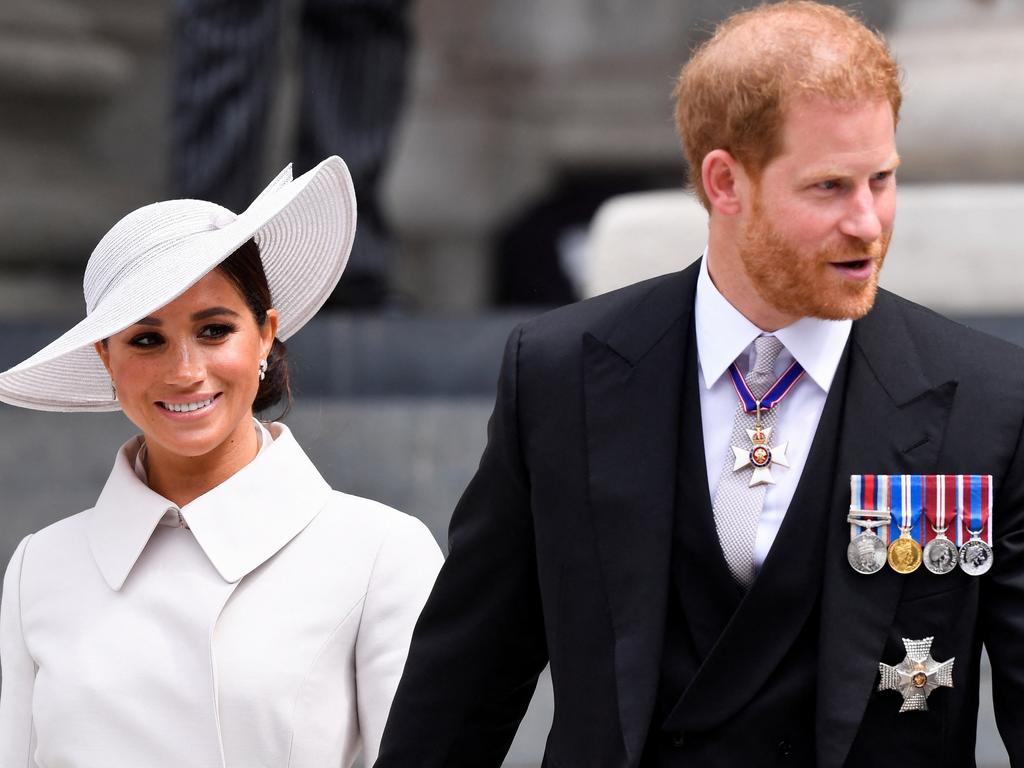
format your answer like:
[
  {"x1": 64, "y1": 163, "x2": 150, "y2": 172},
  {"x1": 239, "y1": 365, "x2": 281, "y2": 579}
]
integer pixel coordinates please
[
  {"x1": 816, "y1": 291, "x2": 958, "y2": 768},
  {"x1": 583, "y1": 264, "x2": 699, "y2": 765}
]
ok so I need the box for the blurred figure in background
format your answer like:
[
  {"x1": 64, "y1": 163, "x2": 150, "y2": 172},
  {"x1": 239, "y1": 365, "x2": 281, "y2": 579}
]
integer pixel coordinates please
[{"x1": 170, "y1": 0, "x2": 411, "y2": 308}]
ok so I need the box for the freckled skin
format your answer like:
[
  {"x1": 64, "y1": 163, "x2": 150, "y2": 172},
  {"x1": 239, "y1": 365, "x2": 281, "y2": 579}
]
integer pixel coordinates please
[
  {"x1": 705, "y1": 97, "x2": 898, "y2": 331},
  {"x1": 94, "y1": 270, "x2": 278, "y2": 506}
]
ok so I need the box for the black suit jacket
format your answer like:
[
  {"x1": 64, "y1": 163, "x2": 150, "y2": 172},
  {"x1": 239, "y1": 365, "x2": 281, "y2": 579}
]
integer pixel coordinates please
[{"x1": 376, "y1": 259, "x2": 1024, "y2": 767}]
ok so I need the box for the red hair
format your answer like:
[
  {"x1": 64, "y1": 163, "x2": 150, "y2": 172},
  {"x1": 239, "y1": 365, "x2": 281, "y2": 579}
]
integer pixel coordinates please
[{"x1": 674, "y1": 1, "x2": 902, "y2": 209}]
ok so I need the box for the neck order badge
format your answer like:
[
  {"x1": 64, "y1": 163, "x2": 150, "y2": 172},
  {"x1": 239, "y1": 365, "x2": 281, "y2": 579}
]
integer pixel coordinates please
[
  {"x1": 727, "y1": 359, "x2": 805, "y2": 487},
  {"x1": 847, "y1": 474, "x2": 994, "y2": 576}
]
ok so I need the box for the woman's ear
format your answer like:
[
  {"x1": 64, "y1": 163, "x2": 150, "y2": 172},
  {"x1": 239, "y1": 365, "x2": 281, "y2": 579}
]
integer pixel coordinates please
[
  {"x1": 94, "y1": 340, "x2": 112, "y2": 377},
  {"x1": 262, "y1": 309, "x2": 280, "y2": 359}
]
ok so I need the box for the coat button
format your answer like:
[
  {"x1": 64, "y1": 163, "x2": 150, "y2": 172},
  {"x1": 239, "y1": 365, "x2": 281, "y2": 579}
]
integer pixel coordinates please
[
  {"x1": 671, "y1": 732, "x2": 686, "y2": 748},
  {"x1": 777, "y1": 740, "x2": 793, "y2": 757}
]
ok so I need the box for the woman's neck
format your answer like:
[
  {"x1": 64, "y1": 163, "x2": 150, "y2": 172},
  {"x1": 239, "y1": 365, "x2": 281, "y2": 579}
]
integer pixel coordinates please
[{"x1": 143, "y1": 419, "x2": 260, "y2": 507}]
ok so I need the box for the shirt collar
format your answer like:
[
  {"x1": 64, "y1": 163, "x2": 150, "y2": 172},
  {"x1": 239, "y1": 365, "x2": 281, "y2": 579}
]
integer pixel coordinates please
[
  {"x1": 135, "y1": 419, "x2": 274, "y2": 528},
  {"x1": 695, "y1": 250, "x2": 851, "y2": 392},
  {"x1": 87, "y1": 422, "x2": 332, "y2": 590}
]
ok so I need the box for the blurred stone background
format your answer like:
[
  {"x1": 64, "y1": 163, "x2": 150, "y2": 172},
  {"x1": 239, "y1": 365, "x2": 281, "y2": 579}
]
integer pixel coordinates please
[{"x1": 1, "y1": 0, "x2": 1023, "y2": 765}]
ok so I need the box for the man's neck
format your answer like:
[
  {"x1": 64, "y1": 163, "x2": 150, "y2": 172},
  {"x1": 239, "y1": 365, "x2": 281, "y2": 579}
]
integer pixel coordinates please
[{"x1": 705, "y1": 236, "x2": 798, "y2": 332}]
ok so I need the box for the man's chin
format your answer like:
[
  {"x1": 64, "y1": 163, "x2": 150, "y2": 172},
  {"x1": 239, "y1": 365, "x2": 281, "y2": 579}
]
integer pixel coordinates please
[{"x1": 806, "y1": 281, "x2": 880, "y2": 321}]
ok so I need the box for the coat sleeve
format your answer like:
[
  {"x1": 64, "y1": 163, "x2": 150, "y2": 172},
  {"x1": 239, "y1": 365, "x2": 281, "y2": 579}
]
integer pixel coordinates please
[
  {"x1": 0, "y1": 535, "x2": 38, "y2": 767},
  {"x1": 983, "y1": 406, "x2": 1024, "y2": 761},
  {"x1": 374, "y1": 325, "x2": 550, "y2": 768},
  {"x1": 355, "y1": 514, "x2": 443, "y2": 765}
]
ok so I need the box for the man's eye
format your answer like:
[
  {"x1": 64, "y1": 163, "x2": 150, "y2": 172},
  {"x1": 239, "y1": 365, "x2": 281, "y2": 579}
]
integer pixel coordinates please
[
  {"x1": 816, "y1": 179, "x2": 841, "y2": 191},
  {"x1": 871, "y1": 171, "x2": 893, "y2": 183},
  {"x1": 128, "y1": 333, "x2": 163, "y2": 348},
  {"x1": 199, "y1": 324, "x2": 235, "y2": 339}
]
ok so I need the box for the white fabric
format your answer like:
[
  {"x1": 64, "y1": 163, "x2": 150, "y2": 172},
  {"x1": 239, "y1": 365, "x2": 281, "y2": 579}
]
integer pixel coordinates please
[
  {"x1": 0, "y1": 423, "x2": 443, "y2": 768},
  {"x1": 0, "y1": 155, "x2": 357, "y2": 413},
  {"x1": 134, "y1": 419, "x2": 273, "y2": 529},
  {"x1": 696, "y1": 252, "x2": 851, "y2": 569}
]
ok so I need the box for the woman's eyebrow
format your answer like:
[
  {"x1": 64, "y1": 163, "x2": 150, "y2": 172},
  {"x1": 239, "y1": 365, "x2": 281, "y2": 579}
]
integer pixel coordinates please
[{"x1": 191, "y1": 307, "x2": 241, "y2": 321}]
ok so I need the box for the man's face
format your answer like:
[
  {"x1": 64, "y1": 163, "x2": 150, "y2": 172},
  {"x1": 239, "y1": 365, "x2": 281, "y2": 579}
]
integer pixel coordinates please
[{"x1": 737, "y1": 97, "x2": 898, "y2": 323}]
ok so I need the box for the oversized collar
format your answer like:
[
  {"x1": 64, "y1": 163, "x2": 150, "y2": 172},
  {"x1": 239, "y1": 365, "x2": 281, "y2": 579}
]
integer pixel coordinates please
[
  {"x1": 695, "y1": 250, "x2": 851, "y2": 392},
  {"x1": 86, "y1": 422, "x2": 332, "y2": 590}
]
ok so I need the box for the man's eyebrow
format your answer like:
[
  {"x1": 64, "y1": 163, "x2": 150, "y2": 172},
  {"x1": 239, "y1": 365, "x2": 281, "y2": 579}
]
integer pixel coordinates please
[
  {"x1": 191, "y1": 306, "x2": 242, "y2": 321},
  {"x1": 801, "y1": 154, "x2": 902, "y2": 181}
]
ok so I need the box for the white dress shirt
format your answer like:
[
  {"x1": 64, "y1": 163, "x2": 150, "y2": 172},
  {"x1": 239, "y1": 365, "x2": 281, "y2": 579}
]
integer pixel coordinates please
[
  {"x1": 0, "y1": 422, "x2": 443, "y2": 768},
  {"x1": 695, "y1": 253, "x2": 851, "y2": 569}
]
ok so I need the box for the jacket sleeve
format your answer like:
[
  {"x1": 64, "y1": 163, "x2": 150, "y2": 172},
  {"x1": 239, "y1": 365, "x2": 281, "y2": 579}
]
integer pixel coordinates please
[
  {"x1": 983, "y1": 407, "x2": 1024, "y2": 761},
  {"x1": 375, "y1": 326, "x2": 550, "y2": 768},
  {"x1": 0, "y1": 535, "x2": 38, "y2": 767},
  {"x1": 356, "y1": 515, "x2": 443, "y2": 765}
]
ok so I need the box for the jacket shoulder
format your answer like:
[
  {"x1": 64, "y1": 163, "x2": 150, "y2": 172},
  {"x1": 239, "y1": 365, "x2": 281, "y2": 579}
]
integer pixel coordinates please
[
  {"x1": 875, "y1": 289, "x2": 1024, "y2": 373},
  {"x1": 313, "y1": 491, "x2": 439, "y2": 556}
]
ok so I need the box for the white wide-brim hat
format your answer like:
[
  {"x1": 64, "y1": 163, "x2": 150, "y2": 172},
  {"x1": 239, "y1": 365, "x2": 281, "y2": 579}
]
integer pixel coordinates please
[{"x1": 0, "y1": 155, "x2": 356, "y2": 412}]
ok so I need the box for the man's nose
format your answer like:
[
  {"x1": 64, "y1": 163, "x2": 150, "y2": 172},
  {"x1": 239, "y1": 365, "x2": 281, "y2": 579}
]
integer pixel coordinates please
[{"x1": 838, "y1": 185, "x2": 884, "y2": 243}]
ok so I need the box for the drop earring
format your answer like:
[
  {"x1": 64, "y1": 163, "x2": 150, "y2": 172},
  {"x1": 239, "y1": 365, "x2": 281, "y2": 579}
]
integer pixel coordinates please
[
  {"x1": 111, "y1": 381, "x2": 117, "y2": 401},
  {"x1": 258, "y1": 359, "x2": 268, "y2": 382}
]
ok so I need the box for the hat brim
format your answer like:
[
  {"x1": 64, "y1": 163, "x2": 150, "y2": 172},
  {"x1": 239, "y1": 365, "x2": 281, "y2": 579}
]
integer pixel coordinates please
[{"x1": 0, "y1": 156, "x2": 356, "y2": 412}]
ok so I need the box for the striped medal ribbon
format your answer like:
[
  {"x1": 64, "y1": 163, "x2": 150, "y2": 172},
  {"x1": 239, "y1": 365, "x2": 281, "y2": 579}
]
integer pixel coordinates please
[{"x1": 957, "y1": 474, "x2": 994, "y2": 576}]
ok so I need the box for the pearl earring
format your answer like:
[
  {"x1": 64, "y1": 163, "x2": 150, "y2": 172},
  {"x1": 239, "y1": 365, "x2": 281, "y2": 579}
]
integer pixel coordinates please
[{"x1": 258, "y1": 359, "x2": 268, "y2": 381}]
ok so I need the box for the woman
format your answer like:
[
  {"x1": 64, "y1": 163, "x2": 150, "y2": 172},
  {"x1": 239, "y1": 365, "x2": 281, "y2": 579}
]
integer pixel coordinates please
[{"x1": 0, "y1": 157, "x2": 443, "y2": 767}]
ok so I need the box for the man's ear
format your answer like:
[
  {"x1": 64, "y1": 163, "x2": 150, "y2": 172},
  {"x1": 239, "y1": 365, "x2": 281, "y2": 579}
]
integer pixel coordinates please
[{"x1": 701, "y1": 149, "x2": 749, "y2": 217}]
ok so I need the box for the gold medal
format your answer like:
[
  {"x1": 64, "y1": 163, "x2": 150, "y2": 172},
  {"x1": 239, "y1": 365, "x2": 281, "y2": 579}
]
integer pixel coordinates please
[{"x1": 887, "y1": 530, "x2": 923, "y2": 574}]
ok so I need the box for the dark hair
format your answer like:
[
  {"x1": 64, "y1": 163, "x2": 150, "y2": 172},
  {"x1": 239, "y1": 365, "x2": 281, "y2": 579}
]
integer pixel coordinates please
[{"x1": 217, "y1": 239, "x2": 292, "y2": 418}]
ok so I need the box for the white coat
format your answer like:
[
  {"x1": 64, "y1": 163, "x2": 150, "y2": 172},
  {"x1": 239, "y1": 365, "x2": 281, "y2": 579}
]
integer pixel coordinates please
[{"x1": 0, "y1": 422, "x2": 443, "y2": 767}]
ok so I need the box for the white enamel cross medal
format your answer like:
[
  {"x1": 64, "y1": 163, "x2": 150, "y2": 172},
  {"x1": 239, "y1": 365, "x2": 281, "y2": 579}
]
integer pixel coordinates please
[
  {"x1": 731, "y1": 405, "x2": 790, "y2": 487},
  {"x1": 726, "y1": 358, "x2": 804, "y2": 488},
  {"x1": 878, "y1": 637, "x2": 954, "y2": 713}
]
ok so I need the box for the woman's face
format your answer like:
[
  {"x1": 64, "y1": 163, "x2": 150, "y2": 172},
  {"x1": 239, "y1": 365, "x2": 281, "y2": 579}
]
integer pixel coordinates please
[{"x1": 95, "y1": 269, "x2": 278, "y2": 461}]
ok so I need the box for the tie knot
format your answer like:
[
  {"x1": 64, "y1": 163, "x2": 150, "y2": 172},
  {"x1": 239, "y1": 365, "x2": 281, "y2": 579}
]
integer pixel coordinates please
[{"x1": 746, "y1": 335, "x2": 784, "y2": 395}]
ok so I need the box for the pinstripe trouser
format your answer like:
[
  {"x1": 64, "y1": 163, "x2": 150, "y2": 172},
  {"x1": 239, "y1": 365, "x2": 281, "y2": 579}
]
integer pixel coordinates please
[{"x1": 170, "y1": 0, "x2": 411, "y2": 298}]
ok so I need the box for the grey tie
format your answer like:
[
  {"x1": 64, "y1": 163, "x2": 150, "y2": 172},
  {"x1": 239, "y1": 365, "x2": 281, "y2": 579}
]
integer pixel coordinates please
[{"x1": 712, "y1": 335, "x2": 785, "y2": 588}]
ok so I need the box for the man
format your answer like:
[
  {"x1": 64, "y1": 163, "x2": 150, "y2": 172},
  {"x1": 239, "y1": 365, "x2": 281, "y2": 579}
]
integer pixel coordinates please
[{"x1": 376, "y1": 3, "x2": 1024, "y2": 766}]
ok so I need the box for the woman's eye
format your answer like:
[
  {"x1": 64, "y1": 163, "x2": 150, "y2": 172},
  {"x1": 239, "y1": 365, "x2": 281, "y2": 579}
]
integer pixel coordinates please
[
  {"x1": 199, "y1": 324, "x2": 235, "y2": 340},
  {"x1": 128, "y1": 333, "x2": 163, "y2": 348}
]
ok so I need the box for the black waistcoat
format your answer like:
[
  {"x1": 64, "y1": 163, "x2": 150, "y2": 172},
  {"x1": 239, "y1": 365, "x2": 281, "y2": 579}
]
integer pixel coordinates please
[{"x1": 641, "y1": 332, "x2": 851, "y2": 767}]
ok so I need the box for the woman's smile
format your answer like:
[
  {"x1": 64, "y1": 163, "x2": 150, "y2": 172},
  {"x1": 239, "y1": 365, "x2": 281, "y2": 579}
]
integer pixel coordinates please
[{"x1": 156, "y1": 392, "x2": 222, "y2": 418}]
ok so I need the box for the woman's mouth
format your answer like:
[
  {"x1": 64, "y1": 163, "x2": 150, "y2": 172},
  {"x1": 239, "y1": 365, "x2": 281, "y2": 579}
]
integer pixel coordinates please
[{"x1": 157, "y1": 394, "x2": 221, "y2": 415}]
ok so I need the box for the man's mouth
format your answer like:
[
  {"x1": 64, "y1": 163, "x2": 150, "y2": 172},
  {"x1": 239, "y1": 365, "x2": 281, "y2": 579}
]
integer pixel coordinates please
[{"x1": 830, "y1": 258, "x2": 874, "y2": 278}]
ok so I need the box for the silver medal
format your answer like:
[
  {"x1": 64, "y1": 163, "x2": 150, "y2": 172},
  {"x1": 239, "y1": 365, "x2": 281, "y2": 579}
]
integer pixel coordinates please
[
  {"x1": 923, "y1": 536, "x2": 958, "y2": 575},
  {"x1": 878, "y1": 636, "x2": 954, "y2": 713},
  {"x1": 847, "y1": 531, "x2": 887, "y2": 574},
  {"x1": 847, "y1": 479, "x2": 892, "y2": 576},
  {"x1": 959, "y1": 538, "x2": 993, "y2": 576}
]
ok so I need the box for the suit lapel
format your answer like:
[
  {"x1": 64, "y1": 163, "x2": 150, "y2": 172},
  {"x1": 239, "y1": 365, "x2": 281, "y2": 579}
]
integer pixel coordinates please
[
  {"x1": 583, "y1": 264, "x2": 698, "y2": 765},
  {"x1": 816, "y1": 291, "x2": 958, "y2": 768}
]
